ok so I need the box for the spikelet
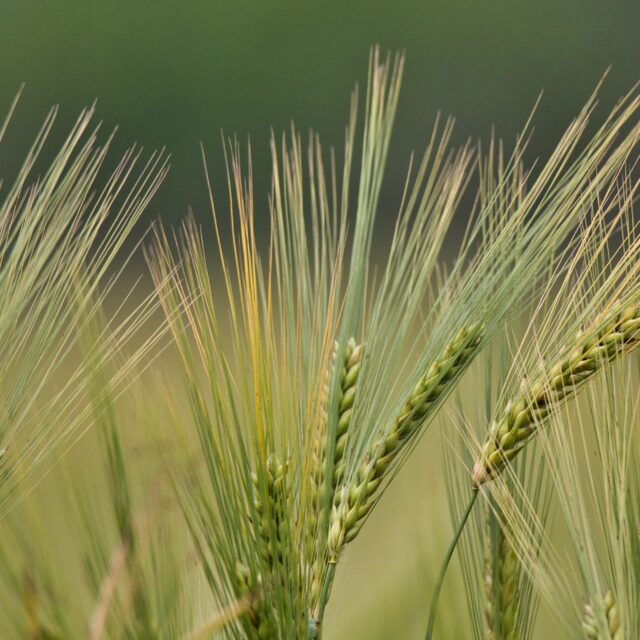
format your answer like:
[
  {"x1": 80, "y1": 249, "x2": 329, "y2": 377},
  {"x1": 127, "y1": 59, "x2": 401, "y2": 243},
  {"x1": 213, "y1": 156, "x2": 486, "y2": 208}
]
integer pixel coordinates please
[
  {"x1": 328, "y1": 324, "x2": 484, "y2": 560},
  {"x1": 473, "y1": 304, "x2": 640, "y2": 485},
  {"x1": 582, "y1": 592, "x2": 622, "y2": 640}
]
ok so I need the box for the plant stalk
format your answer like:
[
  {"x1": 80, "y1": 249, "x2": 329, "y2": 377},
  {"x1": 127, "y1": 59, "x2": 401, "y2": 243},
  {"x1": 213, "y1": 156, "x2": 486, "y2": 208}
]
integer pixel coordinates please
[
  {"x1": 316, "y1": 562, "x2": 336, "y2": 634},
  {"x1": 425, "y1": 489, "x2": 478, "y2": 640}
]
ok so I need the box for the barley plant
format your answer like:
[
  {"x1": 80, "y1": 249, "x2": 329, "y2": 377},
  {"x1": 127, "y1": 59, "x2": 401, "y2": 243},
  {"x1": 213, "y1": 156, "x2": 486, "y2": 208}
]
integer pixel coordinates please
[
  {"x1": 0, "y1": 92, "x2": 168, "y2": 513},
  {"x1": 425, "y1": 166, "x2": 640, "y2": 638},
  {"x1": 0, "y1": 309, "x2": 191, "y2": 639},
  {"x1": 1, "y1": 48, "x2": 640, "y2": 640},
  {"x1": 443, "y1": 345, "x2": 550, "y2": 640},
  {"x1": 147, "y1": 50, "x2": 639, "y2": 638},
  {"x1": 477, "y1": 356, "x2": 640, "y2": 639}
]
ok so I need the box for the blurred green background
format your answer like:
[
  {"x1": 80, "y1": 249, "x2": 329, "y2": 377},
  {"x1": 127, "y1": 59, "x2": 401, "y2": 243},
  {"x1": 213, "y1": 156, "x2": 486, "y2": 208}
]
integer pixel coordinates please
[{"x1": 1, "y1": 0, "x2": 638, "y2": 238}]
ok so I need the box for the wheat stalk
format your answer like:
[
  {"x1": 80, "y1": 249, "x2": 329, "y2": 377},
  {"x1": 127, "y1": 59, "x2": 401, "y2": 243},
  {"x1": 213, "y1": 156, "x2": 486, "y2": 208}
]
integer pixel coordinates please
[
  {"x1": 473, "y1": 304, "x2": 640, "y2": 485},
  {"x1": 582, "y1": 592, "x2": 623, "y2": 640}
]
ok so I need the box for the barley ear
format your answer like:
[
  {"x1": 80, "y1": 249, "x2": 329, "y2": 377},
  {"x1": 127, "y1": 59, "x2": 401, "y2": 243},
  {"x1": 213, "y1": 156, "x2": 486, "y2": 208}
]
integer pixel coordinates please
[
  {"x1": 483, "y1": 534, "x2": 495, "y2": 640},
  {"x1": 309, "y1": 339, "x2": 363, "y2": 604},
  {"x1": 582, "y1": 592, "x2": 623, "y2": 640},
  {"x1": 333, "y1": 339, "x2": 365, "y2": 488},
  {"x1": 309, "y1": 338, "x2": 364, "y2": 522},
  {"x1": 309, "y1": 343, "x2": 338, "y2": 529},
  {"x1": 484, "y1": 514, "x2": 520, "y2": 640},
  {"x1": 473, "y1": 304, "x2": 640, "y2": 485},
  {"x1": 328, "y1": 324, "x2": 484, "y2": 560},
  {"x1": 252, "y1": 454, "x2": 291, "y2": 573}
]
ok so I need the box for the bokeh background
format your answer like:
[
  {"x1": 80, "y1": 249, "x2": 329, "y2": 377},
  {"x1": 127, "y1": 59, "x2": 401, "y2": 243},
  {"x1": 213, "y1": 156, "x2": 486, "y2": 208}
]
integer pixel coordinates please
[
  {"x1": 1, "y1": 0, "x2": 639, "y2": 241},
  {"x1": 1, "y1": 2, "x2": 638, "y2": 638}
]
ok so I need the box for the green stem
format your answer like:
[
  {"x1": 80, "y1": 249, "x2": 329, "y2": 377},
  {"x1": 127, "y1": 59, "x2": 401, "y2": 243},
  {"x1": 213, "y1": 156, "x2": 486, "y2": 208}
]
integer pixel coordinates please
[
  {"x1": 425, "y1": 489, "x2": 478, "y2": 640},
  {"x1": 316, "y1": 562, "x2": 336, "y2": 633}
]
